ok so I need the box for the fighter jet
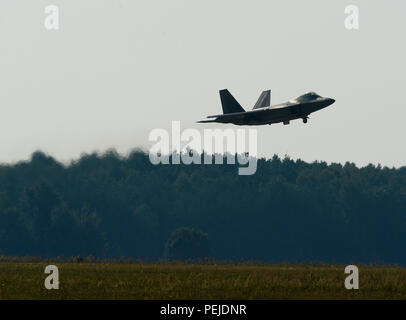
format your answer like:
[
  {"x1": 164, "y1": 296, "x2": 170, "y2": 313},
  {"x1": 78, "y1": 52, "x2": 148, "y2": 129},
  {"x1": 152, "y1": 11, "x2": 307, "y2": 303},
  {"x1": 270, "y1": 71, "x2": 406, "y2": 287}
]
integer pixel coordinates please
[{"x1": 198, "y1": 89, "x2": 335, "y2": 126}]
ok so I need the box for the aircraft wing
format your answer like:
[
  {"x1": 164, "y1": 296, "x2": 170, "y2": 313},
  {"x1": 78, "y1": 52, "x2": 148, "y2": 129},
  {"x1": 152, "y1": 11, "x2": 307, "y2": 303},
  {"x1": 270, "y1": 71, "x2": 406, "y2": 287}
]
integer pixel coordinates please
[
  {"x1": 198, "y1": 105, "x2": 288, "y2": 123},
  {"x1": 202, "y1": 109, "x2": 262, "y2": 123},
  {"x1": 205, "y1": 111, "x2": 249, "y2": 121}
]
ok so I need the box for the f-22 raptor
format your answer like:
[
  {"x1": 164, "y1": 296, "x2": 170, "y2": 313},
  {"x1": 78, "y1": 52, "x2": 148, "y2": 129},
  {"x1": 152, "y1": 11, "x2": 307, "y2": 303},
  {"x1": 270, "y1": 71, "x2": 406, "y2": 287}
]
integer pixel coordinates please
[{"x1": 198, "y1": 89, "x2": 335, "y2": 126}]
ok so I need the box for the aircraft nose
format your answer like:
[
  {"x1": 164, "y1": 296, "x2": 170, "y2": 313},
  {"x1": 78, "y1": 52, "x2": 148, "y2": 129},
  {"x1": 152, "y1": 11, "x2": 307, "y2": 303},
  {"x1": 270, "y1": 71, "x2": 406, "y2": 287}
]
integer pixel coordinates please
[{"x1": 326, "y1": 98, "x2": 335, "y2": 106}]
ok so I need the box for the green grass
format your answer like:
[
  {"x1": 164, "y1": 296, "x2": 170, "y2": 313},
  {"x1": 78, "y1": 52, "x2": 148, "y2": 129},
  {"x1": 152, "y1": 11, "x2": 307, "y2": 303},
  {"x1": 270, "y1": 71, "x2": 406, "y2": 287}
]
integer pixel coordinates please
[{"x1": 0, "y1": 262, "x2": 405, "y2": 299}]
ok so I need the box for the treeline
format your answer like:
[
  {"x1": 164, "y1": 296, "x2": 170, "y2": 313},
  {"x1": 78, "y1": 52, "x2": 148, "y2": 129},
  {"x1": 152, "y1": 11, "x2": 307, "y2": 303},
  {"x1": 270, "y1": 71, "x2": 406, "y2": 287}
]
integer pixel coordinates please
[{"x1": 0, "y1": 150, "x2": 405, "y2": 264}]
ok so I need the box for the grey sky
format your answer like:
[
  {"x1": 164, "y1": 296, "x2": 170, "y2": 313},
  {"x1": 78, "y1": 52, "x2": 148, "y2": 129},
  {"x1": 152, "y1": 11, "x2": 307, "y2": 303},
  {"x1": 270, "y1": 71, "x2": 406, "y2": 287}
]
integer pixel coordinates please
[{"x1": 1, "y1": 0, "x2": 405, "y2": 167}]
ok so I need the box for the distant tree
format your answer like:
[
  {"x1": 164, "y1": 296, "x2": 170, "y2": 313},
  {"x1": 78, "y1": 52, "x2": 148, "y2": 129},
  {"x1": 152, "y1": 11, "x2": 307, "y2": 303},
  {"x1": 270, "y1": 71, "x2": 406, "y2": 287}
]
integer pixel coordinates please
[
  {"x1": 133, "y1": 204, "x2": 160, "y2": 259},
  {"x1": 0, "y1": 208, "x2": 32, "y2": 256},
  {"x1": 164, "y1": 227, "x2": 210, "y2": 261},
  {"x1": 20, "y1": 180, "x2": 63, "y2": 254}
]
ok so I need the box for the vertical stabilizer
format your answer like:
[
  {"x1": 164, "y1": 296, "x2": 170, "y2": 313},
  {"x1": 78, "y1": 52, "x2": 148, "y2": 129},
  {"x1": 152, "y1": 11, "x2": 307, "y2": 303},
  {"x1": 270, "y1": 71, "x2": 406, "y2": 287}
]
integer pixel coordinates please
[
  {"x1": 253, "y1": 90, "x2": 271, "y2": 109},
  {"x1": 219, "y1": 89, "x2": 245, "y2": 114}
]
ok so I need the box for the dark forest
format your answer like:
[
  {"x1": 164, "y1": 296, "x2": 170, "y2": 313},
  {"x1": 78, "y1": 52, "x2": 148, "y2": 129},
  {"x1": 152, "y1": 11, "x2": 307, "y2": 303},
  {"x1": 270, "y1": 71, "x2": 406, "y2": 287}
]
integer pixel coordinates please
[{"x1": 0, "y1": 150, "x2": 405, "y2": 264}]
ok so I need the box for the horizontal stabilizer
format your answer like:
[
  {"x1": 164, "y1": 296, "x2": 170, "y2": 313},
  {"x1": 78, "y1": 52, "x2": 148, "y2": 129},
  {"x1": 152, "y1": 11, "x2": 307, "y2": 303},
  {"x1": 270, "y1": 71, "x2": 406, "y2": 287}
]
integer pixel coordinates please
[
  {"x1": 219, "y1": 89, "x2": 245, "y2": 114},
  {"x1": 253, "y1": 90, "x2": 271, "y2": 110},
  {"x1": 197, "y1": 119, "x2": 217, "y2": 123}
]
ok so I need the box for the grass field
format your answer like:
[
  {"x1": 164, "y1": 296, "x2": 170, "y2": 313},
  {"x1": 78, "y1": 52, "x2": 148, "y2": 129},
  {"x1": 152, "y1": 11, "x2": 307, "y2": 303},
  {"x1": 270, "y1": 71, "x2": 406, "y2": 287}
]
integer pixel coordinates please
[{"x1": 0, "y1": 262, "x2": 405, "y2": 299}]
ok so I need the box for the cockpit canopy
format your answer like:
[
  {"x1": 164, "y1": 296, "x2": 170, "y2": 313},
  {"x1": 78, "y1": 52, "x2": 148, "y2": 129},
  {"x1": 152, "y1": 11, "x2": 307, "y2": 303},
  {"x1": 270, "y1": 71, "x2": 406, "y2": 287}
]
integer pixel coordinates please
[{"x1": 290, "y1": 92, "x2": 321, "y2": 103}]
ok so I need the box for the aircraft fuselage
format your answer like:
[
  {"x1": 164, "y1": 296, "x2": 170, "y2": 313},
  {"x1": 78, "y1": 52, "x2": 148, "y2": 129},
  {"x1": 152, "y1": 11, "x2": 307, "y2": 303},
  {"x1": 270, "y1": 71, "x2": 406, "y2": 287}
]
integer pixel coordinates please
[
  {"x1": 198, "y1": 90, "x2": 335, "y2": 126},
  {"x1": 218, "y1": 97, "x2": 335, "y2": 126}
]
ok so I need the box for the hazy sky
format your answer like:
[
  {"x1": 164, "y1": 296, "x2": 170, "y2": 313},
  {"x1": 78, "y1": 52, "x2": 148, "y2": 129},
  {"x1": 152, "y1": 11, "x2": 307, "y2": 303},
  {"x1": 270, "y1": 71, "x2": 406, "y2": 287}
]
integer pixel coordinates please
[{"x1": 1, "y1": 0, "x2": 405, "y2": 167}]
